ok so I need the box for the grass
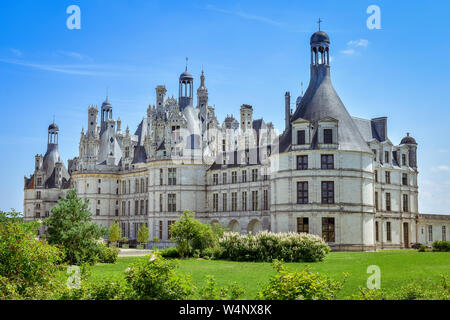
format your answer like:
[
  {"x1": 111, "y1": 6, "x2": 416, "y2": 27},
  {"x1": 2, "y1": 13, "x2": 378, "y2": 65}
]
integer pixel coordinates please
[{"x1": 85, "y1": 250, "x2": 450, "y2": 299}]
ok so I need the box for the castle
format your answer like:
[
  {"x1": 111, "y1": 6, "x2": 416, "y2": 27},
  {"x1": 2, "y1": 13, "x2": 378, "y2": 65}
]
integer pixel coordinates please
[{"x1": 24, "y1": 29, "x2": 450, "y2": 250}]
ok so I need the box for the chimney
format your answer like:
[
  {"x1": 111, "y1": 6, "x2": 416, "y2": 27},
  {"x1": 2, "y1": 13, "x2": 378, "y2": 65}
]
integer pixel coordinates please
[{"x1": 285, "y1": 92, "x2": 291, "y2": 131}]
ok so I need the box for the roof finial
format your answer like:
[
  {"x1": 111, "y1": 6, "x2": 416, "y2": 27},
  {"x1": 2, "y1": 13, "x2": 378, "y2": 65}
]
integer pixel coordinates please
[
  {"x1": 185, "y1": 57, "x2": 188, "y2": 71},
  {"x1": 52, "y1": 114, "x2": 55, "y2": 124},
  {"x1": 407, "y1": 132, "x2": 410, "y2": 137},
  {"x1": 317, "y1": 18, "x2": 323, "y2": 31}
]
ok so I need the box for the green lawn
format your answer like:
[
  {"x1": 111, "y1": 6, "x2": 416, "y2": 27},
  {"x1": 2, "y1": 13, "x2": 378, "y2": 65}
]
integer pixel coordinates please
[{"x1": 85, "y1": 250, "x2": 450, "y2": 299}]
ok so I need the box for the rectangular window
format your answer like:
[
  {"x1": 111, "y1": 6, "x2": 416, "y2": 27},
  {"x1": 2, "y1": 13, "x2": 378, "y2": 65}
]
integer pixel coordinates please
[
  {"x1": 375, "y1": 170, "x2": 378, "y2": 182},
  {"x1": 145, "y1": 200, "x2": 148, "y2": 215},
  {"x1": 297, "y1": 130, "x2": 306, "y2": 145},
  {"x1": 231, "y1": 192, "x2": 237, "y2": 211},
  {"x1": 122, "y1": 181, "x2": 126, "y2": 194},
  {"x1": 241, "y1": 170, "x2": 247, "y2": 183},
  {"x1": 386, "y1": 193, "x2": 391, "y2": 211},
  {"x1": 428, "y1": 225, "x2": 433, "y2": 242},
  {"x1": 135, "y1": 200, "x2": 139, "y2": 215},
  {"x1": 222, "y1": 193, "x2": 227, "y2": 211},
  {"x1": 297, "y1": 155, "x2": 308, "y2": 170},
  {"x1": 98, "y1": 188, "x2": 101, "y2": 194},
  {"x1": 297, "y1": 182, "x2": 309, "y2": 204},
  {"x1": 323, "y1": 129, "x2": 333, "y2": 144},
  {"x1": 402, "y1": 154, "x2": 407, "y2": 166},
  {"x1": 232, "y1": 171, "x2": 237, "y2": 184},
  {"x1": 168, "y1": 194, "x2": 176, "y2": 212},
  {"x1": 385, "y1": 171, "x2": 391, "y2": 184},
  {"x1": 252, "y1": 190, "x2": 258, "y2": 211},
  {"x1": 167, "y1": 220, "x2": 175, "y2": 239},
  {"x1": 385, "y1": 151, "x2": 390, "y2": 164},
  {"x1": 222, "y1": 172, "x2": 227, "y2": 184},
  {"x1": 322, "y1": 218, "x2": 335, "y2": 242},
  {"x1": 372, "y1": 149, "x2": 377, "y2": 161},
  {"x1": 442, "y1": 226, "x2": 447, "y2": 241},
  {"x1": 159, "y1": 194, "x2": 163, "y2": 212},
  {"x1": 168, "y1": 168, "x2": 177, "y2": 185},
  {"x1": 321, "y1": 155, "x2": 334, "y2": 169},
  {"x1": 135, "y1": 179, "x2": 139, "y2": 193},
  {"x1": 159, "y1": 221, "x2": 163, "y2": 240},
  {"x1": 402, "y1": 194, "x2": 409, "y2": 212},
  {"x1": 128, "y1": 201, "x2": 130, "y2": 216},
  {"x1": 386, "y1": 222, "x2": 392, "y2": 241},
  {"x1": 252, "y1": 169, "x2": 258, "y2": 182},
  {"x1": 213, "y1": 193, "x2": 219, "y2": 212},
  {"x1": 263, "y1": 189, "x2": 268, "y2": 210},
  {"x1": 297, "y1": 217, "x2": 309, "y2": 233},
  {"x1": 375, "y1": 192, "x2": 379, "y2": 211},
  {"x1": 213, "y1": 174, "x2": 218, "y2": 185},
  {"x1": 140, "y1": 200, "x2": 145, "y2": 215},
  {"x1": 160, "y1": 169, "x2": 164, "y2": 185},
  {"x1": 375, "y1": 221, "x2": 379, "y2": 242},
  {"x1": 96, "y1": 209, "x2": 100, "y2": 216},
  {"x1": 321, "y1": 181, "x2": 335, "y2": 204},
  {"x1": 36, "y1": 191, "x2": 41, "y2": 199},
  {"x1": 35, "y1": 212, "x2": 40, "y2": 218},
  {"x1": 402, "y1": 173, "x2": 408, "y2": 186},
  {"x1": 122, "y1": 201, "x2": 126, "y2": 216},
  {"x1": 242, "y1": 192, "x2": 247, "y2": 211}
]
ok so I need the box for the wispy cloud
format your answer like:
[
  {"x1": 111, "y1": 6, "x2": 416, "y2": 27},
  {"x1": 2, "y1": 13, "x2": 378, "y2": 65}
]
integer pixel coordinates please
[
  {"x1": 57, "y1": 51, "x2": 91, "y2": 61},
  {"x1": 348, "y1": 39, "x2": 369, "y2": 48},
  {"x1": 341, "y1": 39, "x2": 369, "y2": 56},
  {"x1": 0, "y1": 59, "x2": 118, "y2": 76},
  {"x1": 340, "y1": 49, "x2": 356, "y2": 55},
  {"x1": 10, "y1": 48, "x2": 22, "y2": 57},
  {"x1": 431, "y1": 165, "x2": 450, "y2": 173},
  {"x1": 205, "y1": 4, "x2": 283, "y2": 27}
]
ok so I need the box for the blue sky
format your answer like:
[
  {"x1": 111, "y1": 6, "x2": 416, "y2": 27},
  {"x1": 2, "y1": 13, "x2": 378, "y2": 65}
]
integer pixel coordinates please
[{"x1": 1, "y1": 0, "x2": 449, "y2": 214}]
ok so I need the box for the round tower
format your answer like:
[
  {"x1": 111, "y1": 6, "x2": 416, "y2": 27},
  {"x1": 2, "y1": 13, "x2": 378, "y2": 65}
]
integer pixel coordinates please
[{"x1": 179, "y1": 58, "x2": 194, "y2": 111}]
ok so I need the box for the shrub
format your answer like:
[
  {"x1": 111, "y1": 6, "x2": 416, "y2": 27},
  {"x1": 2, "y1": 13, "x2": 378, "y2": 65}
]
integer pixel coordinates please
[
  {"x1": 197, "y1": 275, "x2": 244, "y2": 300},
  {"x1": 0, "y1": 216, "x2": 61, "y2": 296},
  {"x1": 45, "y1": 190, "x2": 108, "y2": 265},
  {"x1": 219, "y1": 231, "x2": 330, "y2": 262},
  {"x1": 432, "y1": 241, "x2": 450, "y2": 252},
  {"x1": 137, "y1": 225, "x2": 149, "y2": 245},
  {"x1": 124, "y1": 254, "x2": 194, "y2": 300},
  {"x1": 257, "y1": 260, "x2": 344, "y2": 300},
  {"x1": 0, "y1": 276, "x2": 20, "y2": 300},
  {"x1": 98, "y1": 244, "x2": 119, "y2": 264},
  {"x1": 201, "y1": 246, "x2": 225, "y2": 260},
  {"x1": 170, "y1": 210, "x2": 217, "y2": 257},
  {"x1": 160, "y1": 247, "x2": 180, "y2": 259},
  {"x1": 418, "y1": 244, "x2": 427, "y2": 252}
]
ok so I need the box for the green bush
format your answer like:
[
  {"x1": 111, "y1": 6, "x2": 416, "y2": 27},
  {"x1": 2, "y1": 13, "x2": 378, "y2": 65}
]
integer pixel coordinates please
[
  {"x1": 197, "y1": 275, "x2": 244, "y2": 300},
  {"x1": 0, "y1": 276, "x2": 20, "y2": 300},
  {"x1": 160, "y1": 247, "x2": 180, "y2": 258},
  {"x1": 219, "y1": 231, "x2": 330, "y2": 262},
  {"x1": 201, "y1": 246, "x2": 224, "y2": 260},
  {"x1": 432, "y1": 241, "x2": 450, "y2": 252},
  {"x1": 98, "y1": 244, "x2": 119, "y2": 264},
  {"x1": 57, "y1": 279, "x2": 133, "y2": 300},
  {"x1": 124, "y1": 254, "x2": 194, "y2": 300},
  {"x1": 257, "y1": 260, "x2": 345, "y2": 300},
  {"x1": 0, "y1": 216, "x2": 61, "y2": 296},
  {"x1": 170, "y1": 210, "x2": 217, "y2": 257},
  {"x1": 418, "y1": 244, "x2": 427, "y2": 252}
]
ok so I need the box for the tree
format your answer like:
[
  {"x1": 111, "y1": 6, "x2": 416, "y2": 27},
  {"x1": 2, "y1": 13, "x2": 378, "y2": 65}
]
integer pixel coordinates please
[
  {"x1": 44, "y1": 190, "x2": 107, "y2": 265},
  {"x1": 137, "y1": 225, "x2": 149, "y2": 245},
  {"x1": 108, "y1": 220, "x2": 121, "y2": 246},
  {"x1": 170, "y1": 210, "x2": 216, "y2": 257}
]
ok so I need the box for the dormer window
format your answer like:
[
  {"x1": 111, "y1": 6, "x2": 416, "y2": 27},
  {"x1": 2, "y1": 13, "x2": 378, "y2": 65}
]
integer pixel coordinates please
[
  {"x1": 297, "y1": 130, "x2": 306, "y2": 145},
  {"x1": 324, "y1": 129, "x2": 333, "y2": 144},
  {"x1": 384, "y1": 151, "x2": 390, "y2": 164}
]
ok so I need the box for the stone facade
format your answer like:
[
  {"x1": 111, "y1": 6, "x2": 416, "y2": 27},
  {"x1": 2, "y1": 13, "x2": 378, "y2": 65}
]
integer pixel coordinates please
[{"x1": 24, "y1": 30, "x2": 450, "y2": 250}]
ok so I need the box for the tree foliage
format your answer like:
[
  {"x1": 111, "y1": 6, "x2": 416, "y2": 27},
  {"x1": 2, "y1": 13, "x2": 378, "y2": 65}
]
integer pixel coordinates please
[
  {"x1": 108, "y1": 220, "x2": 121, "y2": 244},
  {"x1": 137, "y1": 225, "x2": 149, "y2": 244},
  {"x1": 44, "y1": 190, "x2": 107, "y2": 265},
  {"x1": 169, "y1": 210, "x2": 217, "y2": 257}
]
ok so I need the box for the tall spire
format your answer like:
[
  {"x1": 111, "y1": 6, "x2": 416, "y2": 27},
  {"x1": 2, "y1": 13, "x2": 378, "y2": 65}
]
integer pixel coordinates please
[
  {"x1": 185, "y1": 57, "x2": 188, "y2": 71},
  {"x1": 317, "y1": 18, "x2": 322, "y2": 31}
]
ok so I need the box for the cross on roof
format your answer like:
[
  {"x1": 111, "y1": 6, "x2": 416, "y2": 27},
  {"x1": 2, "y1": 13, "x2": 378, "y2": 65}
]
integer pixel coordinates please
[
  {"x1": 185, "y1": 57, "x2": 188, "y2": 71},
  {"x1": 317, "y1": 18, "x2": 323, "y2": 31}
]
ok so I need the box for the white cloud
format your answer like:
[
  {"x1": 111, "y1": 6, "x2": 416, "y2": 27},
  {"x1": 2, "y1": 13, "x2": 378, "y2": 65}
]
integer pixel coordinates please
[
  {"x1": 340, "y1": 49, "x2": 356, "y2": 55},
  {"x1": 205, "y1": 4, "x2": 282, "y2": 26},
  {"x1": 431, "y1": 165, "x2": 450, "y2": 172},
  {"x1": 348, "y1": 39, "x2": 369, "y2": 48},
  {"x1": 57, "y1": 51, "x2": 89, "y2": 61}
]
